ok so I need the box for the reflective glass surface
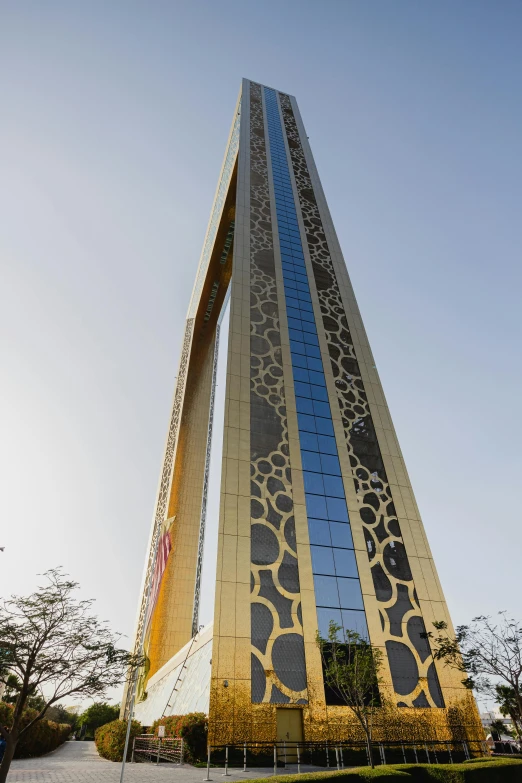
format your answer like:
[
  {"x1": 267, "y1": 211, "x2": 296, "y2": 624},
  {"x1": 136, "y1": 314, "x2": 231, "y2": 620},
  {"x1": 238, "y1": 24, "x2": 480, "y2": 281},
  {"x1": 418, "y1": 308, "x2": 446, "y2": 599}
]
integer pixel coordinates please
[{"x1": 337, "y1": 577, "x2": 364, "y2": 610}]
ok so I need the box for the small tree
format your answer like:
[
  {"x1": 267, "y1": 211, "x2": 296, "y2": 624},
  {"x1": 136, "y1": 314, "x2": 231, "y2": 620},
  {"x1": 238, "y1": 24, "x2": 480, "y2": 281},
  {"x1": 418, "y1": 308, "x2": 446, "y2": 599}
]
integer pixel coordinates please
[
  {"x1": 316, "y1": 622, "x2": 383, "y2": 768},
  {"x1": 489, "y1": 718, "x2": 512, "y2": 740},
  {"x1": 0, "y1": 569, "x2": 142, "y2": 782},
  {"x1": 78, "y1": 702, "x2": 120, "y2": 737},
  {"x1": 1, "y1": 674, "x2": 21, "y2": 704},
  {"x1": 496, "y1": 684, "x2": 522, "y2": 740},
  {"x1": 45, "y1": 703, "x2": 78, "y2": 729},
  {"x1": 426, "y1": 613, "x2": 522, "y2": 737}
]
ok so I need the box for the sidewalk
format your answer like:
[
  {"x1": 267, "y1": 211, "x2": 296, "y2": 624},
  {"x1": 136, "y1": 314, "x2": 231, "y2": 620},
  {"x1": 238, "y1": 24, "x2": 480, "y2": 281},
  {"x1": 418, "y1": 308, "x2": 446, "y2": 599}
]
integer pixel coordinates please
[{"x1": 7, "y1": 741, "x2": 326, "y2": 782}]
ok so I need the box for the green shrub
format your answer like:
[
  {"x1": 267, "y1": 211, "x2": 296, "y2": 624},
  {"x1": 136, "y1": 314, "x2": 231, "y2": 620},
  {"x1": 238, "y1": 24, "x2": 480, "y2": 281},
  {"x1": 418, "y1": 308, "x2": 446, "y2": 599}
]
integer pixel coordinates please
[
  {"x1": 94, "y1": 719, "x2": 141, "y2": 762},
  {"x1": 0, "y1": 701, "x2": 70, "y2": 758},
  {"x1": 16, "y1": 719, "x2": 71, "y2": 758},
  {"x1": 151, "y1": 712, "x2": 207, "y2": 762},
  {"x1": 463, "y1": 756, "x2": 520, "y2": 763},
  {"x1": 151, "y1": 714, "x2": 185, "y2": 737},
  {"x1": 251, "y1": 759, "x2": 522, "y2": 782},
  {"x1": 179, "y1": 712, "x2": 207, "y2": 762},
  {"x1": 0, "y1": 701, "x2": 13, "y2": 727}
]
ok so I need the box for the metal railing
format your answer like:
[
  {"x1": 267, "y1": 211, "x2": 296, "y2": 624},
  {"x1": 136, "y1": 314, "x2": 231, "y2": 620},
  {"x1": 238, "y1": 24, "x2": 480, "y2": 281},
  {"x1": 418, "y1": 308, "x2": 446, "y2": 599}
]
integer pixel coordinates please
[
  {"x1": 202, "y1": 739, "x2": 490, "y2": 778},
  {"x1": 491, "y1": 740, "x2": 521, "y2": 755},
  {"x1": 131, "y1": 735, "x2": 184, "y2": 765}
]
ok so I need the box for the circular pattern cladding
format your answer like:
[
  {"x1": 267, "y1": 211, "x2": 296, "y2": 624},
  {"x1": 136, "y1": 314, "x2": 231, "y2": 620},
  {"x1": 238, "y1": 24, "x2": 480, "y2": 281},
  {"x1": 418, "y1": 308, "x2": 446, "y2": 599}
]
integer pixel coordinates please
[
  {"x1": 279, "y1": 92, "x2": 443, "y2": 709},
  {"x1": 249, "y1": 83, "x2": 307, "y2": 705}
]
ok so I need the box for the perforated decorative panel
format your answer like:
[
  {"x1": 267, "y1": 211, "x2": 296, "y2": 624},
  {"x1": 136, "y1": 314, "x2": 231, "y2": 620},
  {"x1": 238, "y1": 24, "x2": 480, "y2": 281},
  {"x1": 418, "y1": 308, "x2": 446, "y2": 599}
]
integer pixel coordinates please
[
  {"x1": 249, "y1": 82, "x2": 308, "y2": 705},
  {"x1": 279, "y1": 92, "x2": 444, "y2": 709}
]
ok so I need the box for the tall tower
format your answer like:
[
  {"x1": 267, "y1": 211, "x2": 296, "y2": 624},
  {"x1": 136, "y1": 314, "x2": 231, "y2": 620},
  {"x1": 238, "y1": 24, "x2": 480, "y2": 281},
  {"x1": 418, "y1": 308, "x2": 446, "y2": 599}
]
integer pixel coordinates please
[{"x1": 128, "y1": 80, "x2": 482, "y2": 745}]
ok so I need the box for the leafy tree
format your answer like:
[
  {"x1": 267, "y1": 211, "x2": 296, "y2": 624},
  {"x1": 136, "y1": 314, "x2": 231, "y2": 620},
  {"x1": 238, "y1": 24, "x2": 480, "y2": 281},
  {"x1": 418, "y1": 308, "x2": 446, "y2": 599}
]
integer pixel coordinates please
[
  {"x1": 2, "y1": 676, "x2": 51, "y2": 714},
  {"x1": 1, "y1": 674, "x2": 21, "y2": 704},
  {"x1": 316, "y1": 622, "x2": 383, "y2": 768},
  {"x1": 489, "y1": 718, "x2": 512, "y2": 740},
  {"x1": 496, "y1": 684, "x2": 522, "y2": 740},
  {"x1": 426, "y1": 613, "x2": 522, "y2": 738},
  {"x1": 78, "y1": 702, "x2": 120, "y2": 736},
  {"x1": 45, "y1": 704, "x2": 78, "y2": 730},
  {"x1": 0, "y1": 568, "x2": 143, "y2": 783}
]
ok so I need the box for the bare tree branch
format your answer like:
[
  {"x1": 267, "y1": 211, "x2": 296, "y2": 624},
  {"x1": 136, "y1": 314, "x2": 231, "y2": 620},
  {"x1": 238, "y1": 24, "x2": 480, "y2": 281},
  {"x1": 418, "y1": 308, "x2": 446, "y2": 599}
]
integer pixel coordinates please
[{"x1": 426, "y1": 612, "x2": 522, "y2": 736}]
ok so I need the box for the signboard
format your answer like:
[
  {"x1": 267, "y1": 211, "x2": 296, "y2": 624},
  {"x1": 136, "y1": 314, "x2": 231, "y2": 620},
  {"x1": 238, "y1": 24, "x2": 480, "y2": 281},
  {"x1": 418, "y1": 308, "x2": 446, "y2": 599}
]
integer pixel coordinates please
[{"x1": 158, "y1": 725, "x2": 165, "y2": 738}]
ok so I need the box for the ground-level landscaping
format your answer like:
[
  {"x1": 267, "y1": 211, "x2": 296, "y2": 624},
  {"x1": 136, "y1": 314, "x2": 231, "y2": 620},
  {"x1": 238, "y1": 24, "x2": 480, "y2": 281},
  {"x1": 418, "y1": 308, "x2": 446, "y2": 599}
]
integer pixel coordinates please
[{"x1": 252, "y1": 757, "x2": 522, "y2": 782}]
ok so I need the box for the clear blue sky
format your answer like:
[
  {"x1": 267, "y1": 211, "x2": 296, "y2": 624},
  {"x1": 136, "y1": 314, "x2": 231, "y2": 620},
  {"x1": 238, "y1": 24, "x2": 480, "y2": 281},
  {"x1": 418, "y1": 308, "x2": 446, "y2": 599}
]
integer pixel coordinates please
[{"x1": 1, "y1": 1, "x2": 521, "y2": 710}]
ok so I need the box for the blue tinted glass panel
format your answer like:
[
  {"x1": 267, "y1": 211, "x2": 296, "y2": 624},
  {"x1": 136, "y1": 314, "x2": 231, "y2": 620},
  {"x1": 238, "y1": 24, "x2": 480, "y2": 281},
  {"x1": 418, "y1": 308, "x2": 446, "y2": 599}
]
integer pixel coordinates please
[
  {"x1": 313, "y1": 400, "x2": 331, "y2": 418},
  {"x1": 292, "y1": 353, "x2": 307, "y2": 369},
  {"x1": 337, "y1": 578, "x2": 364, "y2": 610},
  {"x1": 326, "y1": 496, "x2": 349, "y2": 522},
  {"x1": 311, "y1": 546, "x2": 335, "y2": 575},
  {"x1": 320, "y1": 454, "x2": 341, "y2": 475},
  {"x1": 330, "y1": 522, "x2": 354, "y2": 549},
  {"x1": 308, "y1": 370, "x2": 325, "y2": 385},
  {"x1": 300, "y1": 310, "x2": 315, "y2": 323},
  {"x1": 306, "y1": 356, "x2": 322, "y2": 370},
  {"x1": 305, "y1": 494, "x2": 327, "y2": 519},
  {"x1": 317, "y1": 608, "x2": 343, "y2": 641},
  {"x1": 308, "y1": 519, "x2": 331, "y2": 546},
  {"x1": 301, "y1": 450, "x2": 322, "y2": 472},
  {"x1": 299, "y1": 431, "x2": 318, "y2": 451},
  {"x1": 317, "y1": 434, "x2": 337, "y2": 453},
  {"x1": 296, "y1": 396, "x2": 314, "y2": 415},
  {"x1": 310, "y1": 386, "x2": 329, "y2": 403},
  {"x1": 291, "y1": 340, "x2": 306, "y2": 355},
  {"x1": 289, "y1": 329, "x2": 304, "y2": 343},
  {"x1": 297, "y1": 412, "x2": 316, "y2": 433},
  {"x1": 303, "y1": 471, "x2": 325, "y2": 495},
  {"x1": 294, "y1": 381, "x2": 311, "y2": 398},
  {"x1": 313, "y1": 576, "x2": 340, "y2": 608},
  {"x1": 342, "y1": 610, "x2": 369, "y2": 641},
  {"x1": 303, "y1": 332, "x2": 319, "y2": 346},
  {"x1": 323, "y1": 475, "x2": 345, "y2": 498},
  {"x1": 333, "y1": 548, "x2": 358, "y2": 578}
]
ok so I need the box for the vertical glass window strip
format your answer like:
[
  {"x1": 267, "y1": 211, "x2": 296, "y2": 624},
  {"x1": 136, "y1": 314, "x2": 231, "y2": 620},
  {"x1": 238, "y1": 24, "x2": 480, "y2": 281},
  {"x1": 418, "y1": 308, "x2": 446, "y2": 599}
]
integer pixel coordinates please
[{"x1": 263, "y1": 88, "x2": 368, "y2": 642}]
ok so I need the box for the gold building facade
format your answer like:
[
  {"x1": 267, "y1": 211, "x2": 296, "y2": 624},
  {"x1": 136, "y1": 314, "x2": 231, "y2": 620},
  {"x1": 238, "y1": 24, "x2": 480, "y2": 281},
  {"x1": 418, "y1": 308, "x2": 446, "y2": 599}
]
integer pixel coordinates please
[{"x1": 127, "y1": 80, "x2": 483, "y2": 747}]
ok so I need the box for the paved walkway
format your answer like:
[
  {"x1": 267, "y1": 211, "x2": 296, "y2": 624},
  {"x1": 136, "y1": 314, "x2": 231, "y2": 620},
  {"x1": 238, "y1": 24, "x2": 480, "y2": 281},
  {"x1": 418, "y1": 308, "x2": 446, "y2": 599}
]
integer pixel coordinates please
[{"x1": 8, "y1": 741, "x2": 327, "y2": 782}]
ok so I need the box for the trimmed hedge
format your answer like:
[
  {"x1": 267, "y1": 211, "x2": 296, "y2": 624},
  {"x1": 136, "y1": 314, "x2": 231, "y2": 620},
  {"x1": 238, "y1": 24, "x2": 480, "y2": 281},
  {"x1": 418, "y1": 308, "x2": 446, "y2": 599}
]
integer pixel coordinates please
[
  {"x1": 150, "y1": 714, "x2": 185, "y2": 737},
  {"x1": 0, "y1": 702, "x2": 70, "y2": 758},
  {"x1": 152, "y1": 712, "x2": 207, "y2": 762},
  {"x1": 94, "y1": 719, "x2": 141, "y2": 762},
  {"x1": 252, "y1": 758, "x2": 522, "y2": 782},
  {"x1": 463, "y1": 756, "x2": 521, "y2": 763},
  {"x1": 15, "y1": 720, "x2": 71, "y2": 758}
]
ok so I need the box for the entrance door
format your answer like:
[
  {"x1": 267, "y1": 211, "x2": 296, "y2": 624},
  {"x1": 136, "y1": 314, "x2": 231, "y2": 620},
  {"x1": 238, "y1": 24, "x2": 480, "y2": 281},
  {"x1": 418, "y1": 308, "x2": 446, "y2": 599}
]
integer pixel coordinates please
[{"x1": 276, "y1": 708, "x2": 303, "y2": 763}]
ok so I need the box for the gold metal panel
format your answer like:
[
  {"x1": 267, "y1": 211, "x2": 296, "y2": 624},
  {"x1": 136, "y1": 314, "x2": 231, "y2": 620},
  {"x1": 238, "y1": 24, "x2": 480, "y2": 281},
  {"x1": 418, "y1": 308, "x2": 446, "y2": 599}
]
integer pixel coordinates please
[{"x1": 139, "y1": 81, "x2": 483, "y2": 747}]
